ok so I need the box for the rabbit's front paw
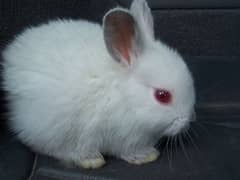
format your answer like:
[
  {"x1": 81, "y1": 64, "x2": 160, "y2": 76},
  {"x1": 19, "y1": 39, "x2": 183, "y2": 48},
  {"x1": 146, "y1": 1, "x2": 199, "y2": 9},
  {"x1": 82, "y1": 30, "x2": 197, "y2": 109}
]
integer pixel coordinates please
[
  {"x1": 78, "y1": 153, "x2": 105, "y2": 169},
  {"x1": 121, "y1": 147, "x2": 160, "y2": 165}
]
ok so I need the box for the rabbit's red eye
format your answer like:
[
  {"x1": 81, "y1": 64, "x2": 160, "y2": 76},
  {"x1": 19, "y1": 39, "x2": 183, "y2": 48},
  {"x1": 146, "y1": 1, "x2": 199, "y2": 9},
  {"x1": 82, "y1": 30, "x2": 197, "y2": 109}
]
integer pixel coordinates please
[{"x1": 154, "y1": 89, "x2": 172, "y2": 104}]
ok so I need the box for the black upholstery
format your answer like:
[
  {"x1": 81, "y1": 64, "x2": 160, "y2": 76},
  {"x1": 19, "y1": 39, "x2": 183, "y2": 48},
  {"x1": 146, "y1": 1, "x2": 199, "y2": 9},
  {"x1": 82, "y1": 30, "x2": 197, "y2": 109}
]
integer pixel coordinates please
[
  {"x1": 0, "y1": 0, "x2": 239, "y2": 180},
  {"x1": 0, "y1": 129, "x2": 34, "y2": 180},
  {"x1": 118, "y1": 0, "x2": 240, "y2": 9}
]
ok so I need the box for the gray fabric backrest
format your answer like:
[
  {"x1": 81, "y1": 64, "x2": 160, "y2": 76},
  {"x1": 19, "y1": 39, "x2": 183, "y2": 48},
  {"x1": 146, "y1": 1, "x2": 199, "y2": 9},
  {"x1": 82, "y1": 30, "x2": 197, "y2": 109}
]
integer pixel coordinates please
[{"x1": 119, "y1": 0, "x2": 240, "y2": 9}]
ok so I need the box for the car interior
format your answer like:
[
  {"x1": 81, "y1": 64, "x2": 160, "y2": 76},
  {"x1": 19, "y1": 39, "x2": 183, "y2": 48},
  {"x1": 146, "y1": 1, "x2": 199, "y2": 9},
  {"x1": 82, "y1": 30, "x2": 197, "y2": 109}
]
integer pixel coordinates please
[{"x1": 0, "y1": 0, "x2": 240, "y2": 179}]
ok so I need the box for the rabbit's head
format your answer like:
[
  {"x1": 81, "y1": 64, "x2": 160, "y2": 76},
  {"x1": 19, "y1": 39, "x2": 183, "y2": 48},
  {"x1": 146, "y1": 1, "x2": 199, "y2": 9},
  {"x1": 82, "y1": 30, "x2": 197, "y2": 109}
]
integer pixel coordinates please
[{"x1": 103, "y1": 0, "x2": 195, "y2": 136}]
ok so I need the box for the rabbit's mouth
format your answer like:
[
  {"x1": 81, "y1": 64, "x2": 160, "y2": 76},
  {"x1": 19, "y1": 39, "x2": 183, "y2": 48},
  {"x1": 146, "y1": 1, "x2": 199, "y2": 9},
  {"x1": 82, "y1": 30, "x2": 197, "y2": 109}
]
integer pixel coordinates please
[{"x1": 162, "y1": 115, "x2": 193, "y2": 136}]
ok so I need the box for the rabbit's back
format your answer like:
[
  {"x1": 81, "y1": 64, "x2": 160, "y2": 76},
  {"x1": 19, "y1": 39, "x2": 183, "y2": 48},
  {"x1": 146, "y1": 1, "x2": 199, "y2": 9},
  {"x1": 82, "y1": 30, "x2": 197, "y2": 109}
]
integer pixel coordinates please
[{"x1": 3, "y1": 19, "x2": 109, "y2": 81}]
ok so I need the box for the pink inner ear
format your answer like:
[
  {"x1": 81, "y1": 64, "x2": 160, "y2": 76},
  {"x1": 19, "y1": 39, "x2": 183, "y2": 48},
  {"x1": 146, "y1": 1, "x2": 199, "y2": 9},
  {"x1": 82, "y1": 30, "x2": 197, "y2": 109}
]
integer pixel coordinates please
[
  {"x1": 117, "y1": 45, "x2": 131, "y2": 64},
  {"x1": 113, "y1": 18, "x2": 135, "y2": 64},
  {"x1": 104, "y1": 11, "x2": 136, "y2": 65}
]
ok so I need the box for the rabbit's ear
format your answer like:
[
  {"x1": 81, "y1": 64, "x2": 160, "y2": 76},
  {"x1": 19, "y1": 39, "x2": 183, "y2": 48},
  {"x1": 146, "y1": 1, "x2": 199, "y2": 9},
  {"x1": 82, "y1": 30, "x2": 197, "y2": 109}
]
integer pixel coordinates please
[
  {"x1": 130, "y1": 0, "x2": 154, "y2": 41},
  {"x1": 103, "y1": 8, "x2": 143, "y2": 66}
]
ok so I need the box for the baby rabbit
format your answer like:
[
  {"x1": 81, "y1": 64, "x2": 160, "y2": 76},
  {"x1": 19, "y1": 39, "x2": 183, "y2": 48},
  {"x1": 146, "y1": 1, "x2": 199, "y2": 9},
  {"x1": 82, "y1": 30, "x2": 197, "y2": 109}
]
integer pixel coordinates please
[{"x1": 2, "y1": 0, "x2": 195, "y2": 168}]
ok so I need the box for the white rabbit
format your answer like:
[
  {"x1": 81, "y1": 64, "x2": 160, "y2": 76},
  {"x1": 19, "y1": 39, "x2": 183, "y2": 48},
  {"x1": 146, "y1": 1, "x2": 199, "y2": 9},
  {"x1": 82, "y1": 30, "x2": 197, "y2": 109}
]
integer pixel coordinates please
[{"x1": 2, "y1": 0, "x2": 195, "y2": 169}]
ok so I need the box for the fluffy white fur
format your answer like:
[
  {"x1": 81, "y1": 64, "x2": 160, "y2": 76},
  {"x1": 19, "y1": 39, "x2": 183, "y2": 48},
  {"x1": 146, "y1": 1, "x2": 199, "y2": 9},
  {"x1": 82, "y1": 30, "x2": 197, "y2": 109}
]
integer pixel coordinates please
[{"x1": 2, "y1": 0, "x2": 195, "y2": 168}]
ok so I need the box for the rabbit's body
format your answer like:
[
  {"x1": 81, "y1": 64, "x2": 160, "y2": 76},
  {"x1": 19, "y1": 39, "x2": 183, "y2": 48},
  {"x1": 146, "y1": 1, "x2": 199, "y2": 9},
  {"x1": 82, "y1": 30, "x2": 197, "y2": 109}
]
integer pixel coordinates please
[
  {"x1": 3, "y1": 19, "x2": 142, "y2": 160},
  {"x1": 2, "y1": 0, "x2": 195, "y2": 168},
  {"x1": 3, "y1": 19, "x2": 161, "y2": 167}
]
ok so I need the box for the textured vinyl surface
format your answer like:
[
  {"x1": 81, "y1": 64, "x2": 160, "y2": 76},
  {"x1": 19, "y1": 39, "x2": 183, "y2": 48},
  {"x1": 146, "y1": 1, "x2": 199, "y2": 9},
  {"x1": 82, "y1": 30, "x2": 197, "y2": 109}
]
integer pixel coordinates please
[
  {"x1": 0, "y1": 129, "x2": 34, "y2": 180},
  {"x1": 118, "y1": 0, "x2": 240, "y2": 9},
  {"x1": 153, "y1": 9, "x2": 240, "y2": 57}
]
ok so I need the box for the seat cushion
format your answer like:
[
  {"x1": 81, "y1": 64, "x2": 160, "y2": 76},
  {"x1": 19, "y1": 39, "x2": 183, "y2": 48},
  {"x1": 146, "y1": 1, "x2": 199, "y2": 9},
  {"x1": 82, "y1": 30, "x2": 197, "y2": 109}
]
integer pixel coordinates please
[{"x1": 0, "y1": 129, "x2": 34, "y2": 180}]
